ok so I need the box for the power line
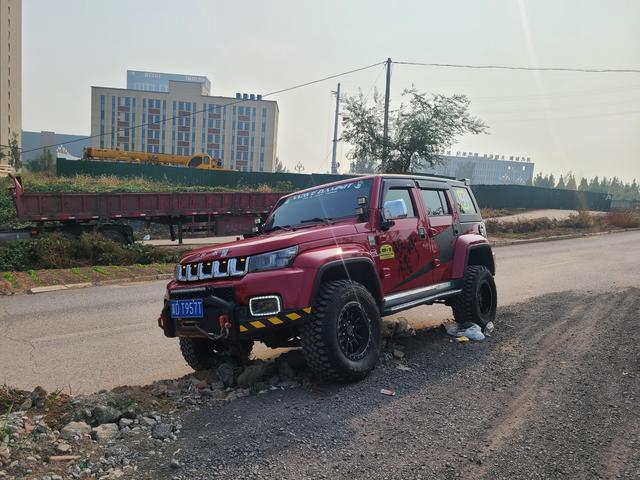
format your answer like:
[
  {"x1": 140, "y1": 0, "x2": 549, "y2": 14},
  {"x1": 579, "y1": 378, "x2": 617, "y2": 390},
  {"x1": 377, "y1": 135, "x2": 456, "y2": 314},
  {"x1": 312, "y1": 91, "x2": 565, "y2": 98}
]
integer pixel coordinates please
[
  {"x1": 19, "y1": 61, "x2": 385, "y2": 156},
  {"x1": 395, "y1": 61, "x2": 640, "y2": 74},
  {"x1": 490, "y1": 109, "x2": 640, "y2": 123}
]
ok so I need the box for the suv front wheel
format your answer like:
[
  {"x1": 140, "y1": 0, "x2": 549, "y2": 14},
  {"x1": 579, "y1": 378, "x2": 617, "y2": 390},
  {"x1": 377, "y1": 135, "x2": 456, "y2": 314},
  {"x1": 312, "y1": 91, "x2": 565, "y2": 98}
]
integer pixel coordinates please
[
  {"x1": 452, "y1": 265, "x2": 497, "y2": 328},
  {"x1": 301, "y1": 280, "x2": 382, "y2": 381}
]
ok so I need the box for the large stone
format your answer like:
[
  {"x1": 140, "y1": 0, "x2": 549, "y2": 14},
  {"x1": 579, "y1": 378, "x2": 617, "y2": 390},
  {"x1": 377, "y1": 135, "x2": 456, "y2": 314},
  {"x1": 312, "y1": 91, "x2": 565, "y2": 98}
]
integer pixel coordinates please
[
  {"x1": 60, "y1": 421, "x2": 91, "y2": 441},
  {"x1": 92, "y1": 423, "x2": 119, "y2": 443},
  {"x1": 277, "y1": 350, "x2": 307, "y2": 379},
  {"x1": 237, "y1": 362, "x2": 274, "y2": 389},
  {"x1": 93, "y1": 405, "x2": 122, "y2": 425},
  {"x1": 30, "y1": 386, "x2": 48, "y2": 408},
  {"x1": 151, "y1": 423, "x2": 173, "y2": 440},
  {"x1": 216, "y1": 363, "x2": 236, "y2": 388}
]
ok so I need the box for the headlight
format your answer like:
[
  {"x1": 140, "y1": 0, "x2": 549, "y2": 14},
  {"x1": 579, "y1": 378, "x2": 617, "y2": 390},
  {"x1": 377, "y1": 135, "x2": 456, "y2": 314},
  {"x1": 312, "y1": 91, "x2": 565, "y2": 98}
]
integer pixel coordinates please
[{"x1": 247, "y1": 246, "x2": 298, "y2": 273}]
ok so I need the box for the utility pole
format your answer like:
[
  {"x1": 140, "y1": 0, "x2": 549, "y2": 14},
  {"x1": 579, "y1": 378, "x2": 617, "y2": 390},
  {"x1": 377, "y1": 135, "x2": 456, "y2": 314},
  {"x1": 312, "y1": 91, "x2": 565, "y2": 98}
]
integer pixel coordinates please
[
  {"x1": 331, "y1": 83, "x2": 341, "y2": 175},
  {"x1": 382, "y1": 58, "x2": 392, "y2": 170},
  {"x1": 294, "y1": 161, "x2": 305, "y2": 174}
]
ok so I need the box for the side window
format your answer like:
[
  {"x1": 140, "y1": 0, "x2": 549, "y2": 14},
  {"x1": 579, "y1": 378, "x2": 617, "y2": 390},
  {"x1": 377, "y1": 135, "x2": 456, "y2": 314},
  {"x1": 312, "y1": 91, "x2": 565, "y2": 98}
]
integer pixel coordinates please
[
  {"x1": 452, "y1": 187, "x2": 477, "y2": 214},
  {"x1": 421, "y1": 189, "x2": 451, "y2": 216},
  {"x1": 383, "y1": 188, "x2": 416, "y2": 218}
]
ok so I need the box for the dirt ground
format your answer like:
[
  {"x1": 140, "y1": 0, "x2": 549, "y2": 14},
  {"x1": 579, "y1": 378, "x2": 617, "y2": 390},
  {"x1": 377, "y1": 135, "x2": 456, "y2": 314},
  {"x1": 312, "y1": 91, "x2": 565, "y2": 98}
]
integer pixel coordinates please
[{"x1": 126, "y1": 288, "x2": 639, "y2": 480}]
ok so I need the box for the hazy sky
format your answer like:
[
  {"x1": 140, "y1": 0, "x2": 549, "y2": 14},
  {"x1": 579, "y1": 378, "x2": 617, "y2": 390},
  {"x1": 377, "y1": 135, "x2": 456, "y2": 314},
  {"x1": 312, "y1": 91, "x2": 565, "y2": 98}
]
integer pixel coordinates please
[{"x1": 23, "y1": 0, "x2": 640, "y2": 181}]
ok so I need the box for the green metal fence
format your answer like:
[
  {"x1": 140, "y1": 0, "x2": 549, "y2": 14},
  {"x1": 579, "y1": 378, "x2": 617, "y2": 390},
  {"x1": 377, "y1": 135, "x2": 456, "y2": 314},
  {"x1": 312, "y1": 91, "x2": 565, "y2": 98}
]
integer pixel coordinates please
[
  {"x1": 56, "y1": 158, "x2": 352, "y2": 190},
  {"x1": 470, "y1": 184, "x2": 611, "y2": 211},
  {"x1": 56, "y1": 159, "x2": 612, "y2": 211}
]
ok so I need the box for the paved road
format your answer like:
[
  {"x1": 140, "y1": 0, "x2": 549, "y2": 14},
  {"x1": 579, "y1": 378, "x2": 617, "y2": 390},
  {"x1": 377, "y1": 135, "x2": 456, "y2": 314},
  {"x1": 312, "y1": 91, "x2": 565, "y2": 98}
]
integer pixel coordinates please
[{"x1": 1, "y1": 230, "x2": 639, "y2": 393}]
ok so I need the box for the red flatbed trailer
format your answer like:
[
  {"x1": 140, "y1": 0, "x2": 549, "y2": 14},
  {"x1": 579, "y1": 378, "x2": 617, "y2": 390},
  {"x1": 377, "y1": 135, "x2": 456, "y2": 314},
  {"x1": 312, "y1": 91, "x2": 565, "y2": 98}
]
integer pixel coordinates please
[{"x1": 7, "y1": 175, "x2": 288, "y2": 243}]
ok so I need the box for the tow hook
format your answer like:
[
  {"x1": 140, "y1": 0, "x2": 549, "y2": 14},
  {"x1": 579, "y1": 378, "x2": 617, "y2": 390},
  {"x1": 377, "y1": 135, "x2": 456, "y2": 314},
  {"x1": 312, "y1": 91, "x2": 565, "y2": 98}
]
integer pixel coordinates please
[{"x1": 192, "y1": 313, "x2": 232, "y2": 341}]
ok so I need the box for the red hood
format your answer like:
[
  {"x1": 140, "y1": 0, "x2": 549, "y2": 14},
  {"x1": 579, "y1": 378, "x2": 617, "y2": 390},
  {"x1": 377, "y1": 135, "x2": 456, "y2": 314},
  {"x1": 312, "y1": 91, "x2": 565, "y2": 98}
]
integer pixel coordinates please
[{"x1": 180, "y1": 223, "x2": 359, "y2": 263}]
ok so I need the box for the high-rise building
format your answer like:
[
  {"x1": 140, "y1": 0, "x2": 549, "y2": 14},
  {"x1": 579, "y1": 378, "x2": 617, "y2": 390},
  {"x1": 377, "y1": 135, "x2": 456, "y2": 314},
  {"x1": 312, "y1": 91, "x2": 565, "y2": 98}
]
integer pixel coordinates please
[
  {"x1": 0, "y1": 0, "x2": 21, "y2": 162},
  {"x1": 418, "y1": 152, "x2": 535, "y2": 185},
  {"x1": 91, "y1": 78, "x2": 279, "y2": 172},
  {"x1": 127, "y1": 70, "x2": 211, "y2": 96}
]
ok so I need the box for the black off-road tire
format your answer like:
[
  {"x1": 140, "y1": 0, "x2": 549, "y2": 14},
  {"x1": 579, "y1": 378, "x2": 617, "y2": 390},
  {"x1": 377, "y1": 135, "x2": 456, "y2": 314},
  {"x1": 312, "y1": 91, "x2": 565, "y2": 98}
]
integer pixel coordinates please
[
  {"x1": 301, "y1": 280, "x2": 382, "y2": 382},
  {"x1": 452, "y1": 265, "x2": 497, "y2": 328},
  {"x1": 179, "y1": 338, "x2": 253, "y2": 371}
]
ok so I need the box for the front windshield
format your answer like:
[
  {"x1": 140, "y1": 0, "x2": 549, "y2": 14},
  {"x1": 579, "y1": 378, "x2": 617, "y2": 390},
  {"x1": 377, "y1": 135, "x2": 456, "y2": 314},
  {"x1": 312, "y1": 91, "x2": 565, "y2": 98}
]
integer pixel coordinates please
[{"x1": 264, "y1": 179, "x2": 372, "y2": 231}]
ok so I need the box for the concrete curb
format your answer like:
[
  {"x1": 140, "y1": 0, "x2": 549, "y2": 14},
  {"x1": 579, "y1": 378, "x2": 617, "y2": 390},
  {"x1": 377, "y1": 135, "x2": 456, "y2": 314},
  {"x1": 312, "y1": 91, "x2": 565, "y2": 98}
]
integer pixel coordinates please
[
  {"x1": 491, "y1": 227, "x2": 640, "y2": 248},
  {"x1": 23, "y1": 273, "x2": 173, "y2": 294}
]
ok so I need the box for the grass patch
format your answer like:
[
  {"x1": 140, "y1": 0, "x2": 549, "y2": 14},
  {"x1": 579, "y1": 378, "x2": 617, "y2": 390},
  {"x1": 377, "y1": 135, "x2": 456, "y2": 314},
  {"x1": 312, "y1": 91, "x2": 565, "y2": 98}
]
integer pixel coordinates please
[
  {"x1": 3, "y1": 271, "x2": 16, "y2": 285},
  {"x1": 27, "y1": 269, "x2": 42, "y2": 285},
  {"x1": 92, "y1": 265, "x2": 110, "y2": 275}
]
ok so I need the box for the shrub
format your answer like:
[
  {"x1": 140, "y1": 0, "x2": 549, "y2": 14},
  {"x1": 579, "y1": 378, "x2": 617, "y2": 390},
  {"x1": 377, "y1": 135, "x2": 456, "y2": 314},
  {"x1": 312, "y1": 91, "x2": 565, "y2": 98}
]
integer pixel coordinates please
[
  {"x1": 605, "y1": 211, "x2": 640, "y2": 228},
  {"x1": 0, "y1": 240, "x2": 36, "y2": 271},
  {"x1": 0, "y1": 232, "x2": 181, "y2": 272},
  {"x1": 33, "y1": 233, "x2": 76, "y2": 269}
]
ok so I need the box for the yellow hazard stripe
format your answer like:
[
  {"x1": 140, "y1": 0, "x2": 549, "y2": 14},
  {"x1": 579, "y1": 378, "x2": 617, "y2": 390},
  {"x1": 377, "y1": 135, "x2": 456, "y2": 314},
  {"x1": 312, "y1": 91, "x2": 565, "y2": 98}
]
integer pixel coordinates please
[{"x1": 239, "y1": 307, "x2": 312, "y2": 333}]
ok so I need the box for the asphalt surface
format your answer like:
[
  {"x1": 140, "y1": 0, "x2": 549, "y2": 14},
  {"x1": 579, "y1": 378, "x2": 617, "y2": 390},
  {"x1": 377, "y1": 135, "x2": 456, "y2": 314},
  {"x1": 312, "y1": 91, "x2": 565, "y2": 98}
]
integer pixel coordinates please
[{"x1": 1, "y1": 230, "x2": 639, "y2": 393}]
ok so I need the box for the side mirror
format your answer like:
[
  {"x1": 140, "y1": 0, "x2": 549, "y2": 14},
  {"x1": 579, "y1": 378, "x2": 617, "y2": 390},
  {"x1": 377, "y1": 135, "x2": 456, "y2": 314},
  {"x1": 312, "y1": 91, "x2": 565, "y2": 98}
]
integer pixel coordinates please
[{"x1": 383, "y1": 199, "x2": 408, "y2": 220}]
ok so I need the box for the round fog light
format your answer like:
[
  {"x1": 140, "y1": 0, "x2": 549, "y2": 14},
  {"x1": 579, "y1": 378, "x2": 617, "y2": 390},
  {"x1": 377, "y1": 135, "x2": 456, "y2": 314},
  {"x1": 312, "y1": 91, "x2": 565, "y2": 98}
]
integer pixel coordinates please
[{"x1": 249, "y1": 295, "x2": 282, "y2": 316}]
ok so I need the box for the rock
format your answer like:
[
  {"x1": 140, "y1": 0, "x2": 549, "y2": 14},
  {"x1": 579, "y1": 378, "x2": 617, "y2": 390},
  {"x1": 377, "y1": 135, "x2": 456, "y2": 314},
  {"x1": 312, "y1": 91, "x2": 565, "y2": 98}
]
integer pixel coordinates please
[
  {"x1": 55, "y1": 442, "x2": 72, "y2": 454},
  {"x1": 60, "y1": 421, "x2": 91, "y2": 441},
  {"x1": 151, "y1": 423, "x2": 173, "y2": 441},
  {"x1": 118, "y1": 418, "x2": 134, "y2": 429},
  {"x1": 30, "y1": 386, "x2": 48, "y2": 407},
  {"x1": 19, "y1": 397, "x2": 33, "y2": 411},
  {"x1": 393, "y1": 349, "x2": 405, "y2": 359},
  {"x1": 93, "y1": 405, "x2": 122, "y2": 425},
  {"x1": 216, "y1": 363, "x2": 236, "y2": 388},
  {"x1": 170, "y1": 458, "x2": 182, "y2": 469},
  {"x1": 91, "y1": 424, "x2": 119, "y2": 443},
  {"x1": 237, "y1": 362, "x2": 274, "y2": 389},
  {"x1": 195, "y1": 380, "x2": 208, "y2": 389},
  {"x1": 139, "y1": 416, "x2": 157, "y2": 427},
  {"x1": 395, "y1": 318, "x2": 416, "y2": 337}
]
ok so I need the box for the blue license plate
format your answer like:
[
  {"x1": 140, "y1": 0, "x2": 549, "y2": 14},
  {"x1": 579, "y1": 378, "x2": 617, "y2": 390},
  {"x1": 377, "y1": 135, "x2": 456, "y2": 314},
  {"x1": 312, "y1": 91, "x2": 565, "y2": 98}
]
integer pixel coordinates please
[{"x1": 170, "y1": 299, "x2": 204, "y2": 319}]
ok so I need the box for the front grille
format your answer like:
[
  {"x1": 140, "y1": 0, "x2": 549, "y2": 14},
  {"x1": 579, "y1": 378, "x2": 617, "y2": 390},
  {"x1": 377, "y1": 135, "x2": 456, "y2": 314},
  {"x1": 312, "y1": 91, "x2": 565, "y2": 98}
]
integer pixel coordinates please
[
  {"x1": 169, "y1": 286, "x2": 235, "y2": 302},
  {"x1": 177, "y1": 257, "x2": 248, "y2": 282}
]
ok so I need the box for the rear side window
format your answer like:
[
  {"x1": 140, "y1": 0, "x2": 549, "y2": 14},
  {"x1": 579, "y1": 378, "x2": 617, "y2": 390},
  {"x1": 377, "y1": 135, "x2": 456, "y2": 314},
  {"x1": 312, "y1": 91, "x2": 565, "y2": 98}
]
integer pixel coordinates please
[
  {"x1": 383, "y1": 188, "x2": 416, "y2": 217},
  {"x1": 421, "y1": 189, "x2": 451, "y2": 216},
  {"x1": 452, "y1": 187, "x2": 477, "y2": 214}
]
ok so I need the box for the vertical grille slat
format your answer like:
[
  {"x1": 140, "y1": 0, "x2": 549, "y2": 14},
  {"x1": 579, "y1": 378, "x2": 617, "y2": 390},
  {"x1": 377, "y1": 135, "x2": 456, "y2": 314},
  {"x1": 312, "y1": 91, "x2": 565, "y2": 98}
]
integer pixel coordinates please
[{"x1": 178, "y1": 257, "x2": 247, "y2": 282}]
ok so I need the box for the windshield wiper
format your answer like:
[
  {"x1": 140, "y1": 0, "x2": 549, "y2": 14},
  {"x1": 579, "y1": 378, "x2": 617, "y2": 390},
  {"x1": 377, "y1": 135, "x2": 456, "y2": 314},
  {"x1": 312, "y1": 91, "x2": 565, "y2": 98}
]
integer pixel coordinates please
[
  {"x1": 298, "y1": 217, "x2": 334, "y2": 225},
  {"x1": 264, "y1": 224, "x2": 292, "y2": 233}
]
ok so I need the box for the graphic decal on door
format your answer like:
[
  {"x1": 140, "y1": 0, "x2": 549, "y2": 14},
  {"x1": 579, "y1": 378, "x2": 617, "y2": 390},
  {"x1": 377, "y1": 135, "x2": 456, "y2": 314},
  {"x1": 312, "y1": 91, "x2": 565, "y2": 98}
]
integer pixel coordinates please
[{"x1": 379, "y1": 244, "x2": 395, "y2": 260}]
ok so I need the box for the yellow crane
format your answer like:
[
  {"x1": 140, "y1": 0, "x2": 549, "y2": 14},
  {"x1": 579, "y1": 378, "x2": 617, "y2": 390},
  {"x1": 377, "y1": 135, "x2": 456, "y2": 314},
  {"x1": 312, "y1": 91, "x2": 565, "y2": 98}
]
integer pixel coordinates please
[{"x1": 83, "y1": 148, "x2": 230, "y2": 170}]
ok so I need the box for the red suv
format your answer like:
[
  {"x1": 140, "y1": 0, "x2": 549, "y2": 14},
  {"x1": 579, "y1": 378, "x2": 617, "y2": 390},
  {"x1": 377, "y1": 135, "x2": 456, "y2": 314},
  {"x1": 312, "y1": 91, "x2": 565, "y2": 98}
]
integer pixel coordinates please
[{"x1": 159, "y1": 174, "x2": 496, "y2": 381}]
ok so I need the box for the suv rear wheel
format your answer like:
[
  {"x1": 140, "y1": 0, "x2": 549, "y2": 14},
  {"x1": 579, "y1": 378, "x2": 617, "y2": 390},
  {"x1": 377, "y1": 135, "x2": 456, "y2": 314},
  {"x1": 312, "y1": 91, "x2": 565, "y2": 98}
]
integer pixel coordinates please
[
  {"x1": 452, "y1": 265, "x2": 497, "y2": 328},
  {"x1": 179, "y1": 338, "x2": 253, "y2": 371},
  {"x1": 301, "y1": 280, "x2": 382, "y2": 381}
]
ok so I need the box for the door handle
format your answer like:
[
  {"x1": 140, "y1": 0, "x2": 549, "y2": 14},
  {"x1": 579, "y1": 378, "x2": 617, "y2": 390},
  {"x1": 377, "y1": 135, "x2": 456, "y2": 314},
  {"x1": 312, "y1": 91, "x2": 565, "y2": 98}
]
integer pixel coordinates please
[{"x1": 418, "y1": 227, "x2": 426, "y2": 240}]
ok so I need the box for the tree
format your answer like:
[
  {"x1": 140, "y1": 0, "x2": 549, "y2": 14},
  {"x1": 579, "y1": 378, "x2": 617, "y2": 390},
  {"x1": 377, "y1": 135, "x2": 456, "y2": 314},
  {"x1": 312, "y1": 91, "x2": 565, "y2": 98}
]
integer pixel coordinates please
[
  {"x1": 588, "y1": 176, "x2": 600, "y2": 191},
  {"x1": 29, "y1": 148, "x2": 56, "y2": 173},
  {"x1": 6, "y1": 133, "x2": 21, "y2": 170},
  {"x1": 274, "y1": 157, "x2": 288, "y2": 173},
  {"x1": 342, "y1": 87, "x2": 487, "y2": 174},
  {"x1": 578, "y1": 177, "x2": 589, "y2": 191},
  {"x1": 548, "y1": 173, "x2": 556, "y2": 188},
  {"x1": 556, "y1": 175, "x2": 566, "y2": 189}
]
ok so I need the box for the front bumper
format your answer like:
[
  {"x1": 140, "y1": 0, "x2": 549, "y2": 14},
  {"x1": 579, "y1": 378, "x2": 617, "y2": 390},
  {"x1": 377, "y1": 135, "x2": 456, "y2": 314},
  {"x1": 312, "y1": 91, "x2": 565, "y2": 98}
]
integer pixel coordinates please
[{"x1": 159, "y1": 285, "x2": 312, "y2": 340}]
